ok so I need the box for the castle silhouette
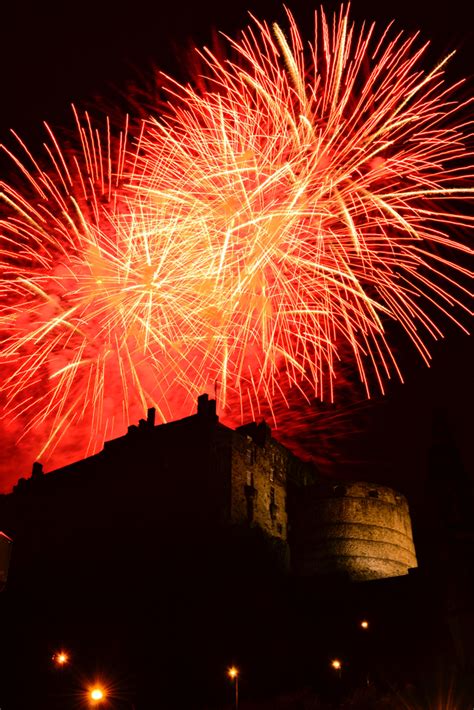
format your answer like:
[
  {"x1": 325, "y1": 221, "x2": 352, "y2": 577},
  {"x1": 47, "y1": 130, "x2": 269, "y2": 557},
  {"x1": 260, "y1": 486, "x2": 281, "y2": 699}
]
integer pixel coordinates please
[
  {"x1": 1, "y1": 393, "x2": 416, "y2": 586},
  {"x1": 0, "y1": 396, "x2": 472, "y2": 709}
]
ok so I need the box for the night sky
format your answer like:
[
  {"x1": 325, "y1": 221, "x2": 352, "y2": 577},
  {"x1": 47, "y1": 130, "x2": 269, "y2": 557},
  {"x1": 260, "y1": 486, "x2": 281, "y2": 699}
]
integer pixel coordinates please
[{"x1": 0, "y1": 0, "x2": 472, "y2": 497}]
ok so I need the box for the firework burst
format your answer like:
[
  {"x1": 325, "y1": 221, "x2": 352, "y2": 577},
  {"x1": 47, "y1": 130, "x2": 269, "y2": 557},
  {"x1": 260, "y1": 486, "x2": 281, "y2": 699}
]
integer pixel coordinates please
[
  {"x1": 136, "y1": 5, "x2": 473, "y2": 402},
  {"x1": 0, "y1": 110, "x2": 218, "y2": 472},
  {"x1": 0, "y1": 6, "x2": 473, "y2": 485}
]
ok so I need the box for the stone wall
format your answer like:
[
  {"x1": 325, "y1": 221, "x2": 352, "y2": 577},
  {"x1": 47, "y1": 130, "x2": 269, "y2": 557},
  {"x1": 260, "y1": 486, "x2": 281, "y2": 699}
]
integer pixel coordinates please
[
  {"x1": 1, "y1": 394, "x2": 415, "y2": 585},
  {"x1": 291, "y1": 480, "x2": 418, "y2": 581},
  {"x1": 229, "y1": 427, "x2": 288, "y2": 541}
]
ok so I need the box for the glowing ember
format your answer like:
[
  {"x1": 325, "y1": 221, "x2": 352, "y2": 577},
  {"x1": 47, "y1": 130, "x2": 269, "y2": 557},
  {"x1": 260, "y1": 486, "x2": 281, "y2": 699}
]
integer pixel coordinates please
[{"x1": 0, "y1": 7, "x2": 472, "y2": 487}]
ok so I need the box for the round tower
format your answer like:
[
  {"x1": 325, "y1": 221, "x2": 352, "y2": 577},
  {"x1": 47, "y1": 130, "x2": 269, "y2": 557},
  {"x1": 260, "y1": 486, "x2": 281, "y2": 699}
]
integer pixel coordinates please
[{"x1": 291, "y1": 481, "x2": 417, "y2": 581}]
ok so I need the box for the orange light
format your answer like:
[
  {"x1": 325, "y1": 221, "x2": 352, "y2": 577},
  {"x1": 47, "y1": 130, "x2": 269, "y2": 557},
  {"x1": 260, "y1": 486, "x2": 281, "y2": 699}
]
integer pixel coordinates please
[
  {"x1": 53, "y1": 651, "x2": 69, "y2": 665},
  {"x1": 331, "y1": 659, "x2": 342, "y2": 670},
  {"x1": 90, "y1": 687, "x2": 105, "y2": 702},
  {"x1": 228, "y1": 666, "x2": 239, "y2": 679},
  {"x1": 360, "y1": 620, "x2": 369, "y2": 629}
]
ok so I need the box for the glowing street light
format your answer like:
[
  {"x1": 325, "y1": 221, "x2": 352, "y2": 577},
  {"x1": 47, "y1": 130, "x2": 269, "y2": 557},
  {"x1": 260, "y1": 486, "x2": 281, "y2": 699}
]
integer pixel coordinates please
[
  {"x1": 331, "y1": 659, "x2": 342, "y2": 679},
  {"x1": 89, "y1": 687, "x2": 105, "y2": 704},
  {"x1": 359, "y1": 619, "x2": 370, "y2": 685},
  {"x1": 227, "y1": 666, "x2": 239, "y2": 709},
  {"x1": 52, "y1": 651, "x2": 69, "y2": 666}
]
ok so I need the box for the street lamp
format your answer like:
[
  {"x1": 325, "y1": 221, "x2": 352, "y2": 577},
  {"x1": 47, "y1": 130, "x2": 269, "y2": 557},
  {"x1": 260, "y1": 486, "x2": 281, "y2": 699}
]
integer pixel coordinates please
[
  {"x1": 359, "y1": 619, "x2": 370, "y2": 684},
  {"x1": 331, "y1": 659, "x2": 342, "y2": 679},
  {"x1": 52, "y1": 651, "x2": 69, "y2": 666},
  {"x1": 227, "y1": 666, "x2": 239, "y2": 709},
  {"x1": 89, "y1": 686, "x2": 106, "y2": 704}
]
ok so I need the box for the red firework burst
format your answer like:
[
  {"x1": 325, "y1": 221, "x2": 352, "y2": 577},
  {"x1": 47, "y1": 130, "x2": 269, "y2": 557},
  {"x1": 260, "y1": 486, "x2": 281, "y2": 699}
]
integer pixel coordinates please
[
  {"x1": 136, "y1": 5, "x2": 473, "y2": 404},
  {"x1": 0, "y1": 110, "x2": 216, "y2": 478},
  {"x1": 0, "y1": 6, "x2": 472, "y2": 488}
]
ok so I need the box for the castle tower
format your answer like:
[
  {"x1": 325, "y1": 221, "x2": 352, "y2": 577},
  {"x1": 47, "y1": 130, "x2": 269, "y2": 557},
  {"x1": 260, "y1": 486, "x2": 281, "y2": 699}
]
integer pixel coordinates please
[{"x1": 290, "y1": 480, "x2": 418, "y2": 581}]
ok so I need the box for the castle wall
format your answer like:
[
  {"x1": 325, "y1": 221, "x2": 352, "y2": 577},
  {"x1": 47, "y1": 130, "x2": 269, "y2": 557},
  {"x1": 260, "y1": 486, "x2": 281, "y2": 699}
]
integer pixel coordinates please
[
  {"x1": 1, "y1": 395, "x2": 415, "y2": 587},
  {"x1": 229, "y1": 431, "x2": 288, "y2": 542},
  {"x1": 291, "y1": 481, "x2": 418, "y2": 581}
]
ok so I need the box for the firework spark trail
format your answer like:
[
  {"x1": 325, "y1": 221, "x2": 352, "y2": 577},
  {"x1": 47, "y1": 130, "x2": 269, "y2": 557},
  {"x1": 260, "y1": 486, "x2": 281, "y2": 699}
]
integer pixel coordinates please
[
  {"x1": 0, "y1": 111, "x2": 227, "y2": 480},
  {"x1": 0, "y1": 110, "x2": 300, "y2": 486},
  {"x1": 136, "y1": 5, "x2": 473, "y2": 404},
  {"x1": 0, "y1": 6, "x2": 473, "y2": 488}
]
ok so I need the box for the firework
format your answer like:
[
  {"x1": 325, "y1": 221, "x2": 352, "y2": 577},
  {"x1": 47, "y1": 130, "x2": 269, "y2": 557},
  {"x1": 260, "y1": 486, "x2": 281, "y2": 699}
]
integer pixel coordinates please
[
  {"x1": 0, "y1": 110, "x2": 217, "y2": 476},
  {"x1": 136, "y1": 5, "x2": 473, "y2": 403},
  {"x1": 1, "y1": 6, "x2": 473, "y2": 486}
]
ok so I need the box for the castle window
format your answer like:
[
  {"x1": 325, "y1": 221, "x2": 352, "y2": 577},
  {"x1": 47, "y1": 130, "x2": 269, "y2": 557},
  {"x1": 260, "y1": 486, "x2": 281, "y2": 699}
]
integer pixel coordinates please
[
  {"x1": 269, "y1": 467, "x2": 274, "y2": 482},
  {"x1": 368, "y1": 489, "x2": 379, "y2": 498},
  {"x1": 246, "y1": 470, "x2": 254, "y2": 487},
  {"x1": 270, "y1": 486, "x2": 275, "y2": 504},
  {"x1": 277, "y1": 523, "x2": 283, "y2": 534}
]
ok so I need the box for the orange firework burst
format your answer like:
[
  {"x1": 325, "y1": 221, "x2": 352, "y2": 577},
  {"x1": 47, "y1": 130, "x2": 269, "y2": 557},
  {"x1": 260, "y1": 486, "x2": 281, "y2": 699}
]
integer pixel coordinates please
[
  {"x1": 0, "y1": 110, "x2": 218, "y2": 475},
  {"x1": 136, "y1": 5, "x2": 473, "y2": 401},
  {"x1": 0, "y1": 6, "x2": 473, "y2": 484}
]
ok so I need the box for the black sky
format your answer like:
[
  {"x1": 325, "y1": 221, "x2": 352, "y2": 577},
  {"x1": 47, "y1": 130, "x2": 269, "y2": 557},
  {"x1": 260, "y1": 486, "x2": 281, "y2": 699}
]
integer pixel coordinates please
[
  {"x1": 0, "y1": 0, "x2": 472, "y2": 497},
  {"x1": 1, "y1": 0, "x2": 473, "y2": 134}
]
